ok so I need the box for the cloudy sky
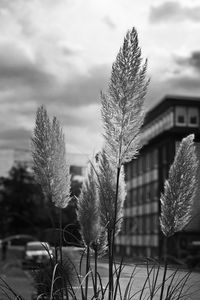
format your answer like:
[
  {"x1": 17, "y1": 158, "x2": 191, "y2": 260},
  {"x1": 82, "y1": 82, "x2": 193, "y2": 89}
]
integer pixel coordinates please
[{"x1": 1, "y1": 0, "x2": 200, "y2": 156}]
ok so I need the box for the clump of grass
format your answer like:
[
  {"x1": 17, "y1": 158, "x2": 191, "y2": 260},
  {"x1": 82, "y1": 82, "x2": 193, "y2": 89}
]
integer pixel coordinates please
[{"x1": 31, "y1": 255, "x2": 76, "y2": 300}]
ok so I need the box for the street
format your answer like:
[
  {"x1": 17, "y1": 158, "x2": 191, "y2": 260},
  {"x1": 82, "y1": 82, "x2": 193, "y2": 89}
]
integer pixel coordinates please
[{"x1": 0, "y1": 248, "x2": 200, "y2": 299}]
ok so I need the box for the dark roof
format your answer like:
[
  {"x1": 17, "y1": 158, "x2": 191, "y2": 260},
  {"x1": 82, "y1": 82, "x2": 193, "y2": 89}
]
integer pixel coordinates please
[{"x1": 144, "y1": 95, "x2": 200, "y2": 125}]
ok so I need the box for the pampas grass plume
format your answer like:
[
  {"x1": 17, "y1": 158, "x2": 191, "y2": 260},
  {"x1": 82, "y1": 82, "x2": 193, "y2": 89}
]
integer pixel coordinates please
[
  {"x1": 101, "y1": 27, "x2": 149, "y2": 167},
  {"x1": 160, "y1": 134, "x2": 198, "y2": 237},
  {"x1": 32, "y1": 106, "x2": 71, "y2": 209},
  {"x1": 78, "y1": 163, "x2": 101, "y2": 247},
  {"x1": 97, "y1": 150, "x2": 126, "y2": 235}
]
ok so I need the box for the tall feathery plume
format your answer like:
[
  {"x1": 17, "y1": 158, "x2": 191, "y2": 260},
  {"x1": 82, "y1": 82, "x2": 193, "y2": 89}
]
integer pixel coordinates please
[
  {"x1": 160, "y1": 134, "x2": 198, "y2": 238},
  {"x1": 77, "y1": 163, "x2": 106, "y2": 299},
  {"x1": 97, "y1": 150, "x2": 126, "y2": 235},
  {"x1": 32, "y1": 106, "x2": 71, "y2": 209},
  {"x1": 77, "y1": 163, "x2": 106, "y2": 249},
  {"x1": 101, "y1": 27, "x2": 149, "y2": 167},
  {"x1": 101, "y1": 28, "x2": 149, "y2": 300}
]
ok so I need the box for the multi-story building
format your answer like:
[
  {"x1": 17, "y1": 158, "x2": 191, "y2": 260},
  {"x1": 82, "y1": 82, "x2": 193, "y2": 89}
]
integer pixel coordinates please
[{"x1": 116, "y1": 95, "x2": 200, "y2": 259}]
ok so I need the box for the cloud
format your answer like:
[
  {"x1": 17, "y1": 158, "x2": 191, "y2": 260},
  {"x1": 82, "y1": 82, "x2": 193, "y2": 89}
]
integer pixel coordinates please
[
  {"x1": 0, "y1": 43, "x2": 109, "y2": 153},
  {"x1": 146, "y1": 71, "x2": 200, "y2": 111},
  {"x1": 0, "y1": 41, "x2": 55, "y2": 92},
  {"x1": 61, "y1": 45, "x2": 81, "y2": 56},
  {"x1": 149, "y1": 2, "x2": 200, "y2": 23},
  {"x1": 52, "y1": 65, "x2": 110, "y2": 106},
  {"x1": 0, "y1": 128, "x2": 31, "y2": 149},
  {"x1": 0, "y1": 128, "x2": 31, "y2": 141},
  {"x1": 169, "y1": 75, "x2": 200, "y2": 92},
  {"x1": 0, "y1": 33, "x2": 110, "y2": 154},
  {"x1": 174, "y1": 51, "x2": 200, "y2": 73},
  {"x1": 102, "y1": 16, "x2": 116, "y2": 29},
  {"x1": 65, "y1": 124, "x2": 103, "y2": 154},
  {"x1": 0, "y1": 38, "x2": 110, "y2": 106}
]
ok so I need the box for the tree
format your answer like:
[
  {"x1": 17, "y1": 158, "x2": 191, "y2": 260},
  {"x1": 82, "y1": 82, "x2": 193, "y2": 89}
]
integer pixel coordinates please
[{"x1": 0, "y1": 164, "x2": 47, "y2": 237}]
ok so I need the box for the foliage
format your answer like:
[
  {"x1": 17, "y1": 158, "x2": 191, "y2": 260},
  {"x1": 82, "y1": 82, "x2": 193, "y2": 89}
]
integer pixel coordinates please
[
  {"x1": 31, "y1": 256, "x2": 76, "y2": 300},
  {"x1": 160, "y1": 134, "x2": 198, "y2": 238},
  {"x1": 0, "y1": 164, "x2": 45, "y2": 237}
]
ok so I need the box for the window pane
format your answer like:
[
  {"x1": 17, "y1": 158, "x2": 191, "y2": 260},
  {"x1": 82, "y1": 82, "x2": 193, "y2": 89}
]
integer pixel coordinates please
[
  {"x1": 133, "y1": 189, "x2": 137, "y2": 206},
  {"x1": 188, "y1": 107, "x2": 199, "y2": 127},
  {"x1": 175, "y1": 106, "x2": 187, "y2": 126},
  {"x1": 178, "y1": 115, "x2": 184, "y2": 123},
  {"x1": 138, "y1": 157, "x2": 142, "y2": 175}
]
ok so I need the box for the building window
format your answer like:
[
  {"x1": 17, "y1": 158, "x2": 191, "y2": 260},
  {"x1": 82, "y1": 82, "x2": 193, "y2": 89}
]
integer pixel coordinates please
[
  {"x1": 149, "y1": 214, "x2": 159, "y2": 234},
  {"x1": 131, "y1": 219, "x2": 137, "y2": 234},
  {"x1": 135, "y1": 159, "x2": 139, "y2": 176},
  {"x1": 122, "y1": 219, "x2": 125, "y2": 234},
  {"x1": 142, "y1": 154, "x2": 147, "y2": 173},
  {"x1": 129, "y1": 189, "x2": 134, "y2": 207},
  {"x1": 153, "y1": 149, "x2": 158, "y2": 168},
  {"x1": 146, "y1": 184, "x2": 150, "y2": 202},
  {"x1": 178, "y1": 115, "x2": 185, "y2": 124},
  {"x1": 70, "y1": 166, "x2": 83, "y2": 176},
  {"x1": 133, "y1": 189, "x2": 138, "y2": 206},
  {"x1": 130, "y1": 160, "x2": 134, "y2": 179},
  {"x1": 146, "y1": 215, "x2": 151, "y2": 234},
  {"x1": 138, "y1": 217, "x2": 143, "y2": 234},
  {"x1": 142, "y1": 217, "x2": 146, "y2": 234},
  {"x1": 126, "y1": 246, "x2": 131, "y2": 256},
  {"x1": 127, "y1": 164, "x2": 132, "y2": 181},
  {"x1": 132, "y1": 160, "x2": 137, "y2": 178},
  {"x1": 153, "y1": 214, "x2": 159, "y2": 233},
  {"x1": 153, "y1": 181, "x2": 158, "y2": 200},
  {"x1": 190, "y1": 116, "x2": 197, "y2": 124},
  {"x1": 175, "y1": 106, "x2": 187, "y2": 127},
  {"x1": 150, "y1": 181, "x2": 158, "y2": 201},
  {"x1": 162, "y1": 146, "x2": 167, "y2": 164},
  {"x1": 127, "y1": 218, "x2": 131, "y2": 235},
  {"x1": 135, "y1": 216, "x2": 139, "y2": 233},
  {"x1": 138, "y1": 187, "x2": 143, "y2": 204},
  {"x1": 146, "y1": 152, "x2": 150, "y2": 171},
  {"x1": 149, "y1": 150, "x2": 153, "y2": 170},
  {"x1": 188, "y1": 107, "x2": 199, "y2": 127},
  {"x1": 142, "y1": 186, "x2": 146, "y2": 204},
  {"x1": 124, "y1": 218, "x2": 127, "y2": 234},
  {"x1": 138, "y1": 157, "x2": 142, "y2": 175},
  {"x1": 150, "y1": 149, "x2": 158, "y2": 170}
]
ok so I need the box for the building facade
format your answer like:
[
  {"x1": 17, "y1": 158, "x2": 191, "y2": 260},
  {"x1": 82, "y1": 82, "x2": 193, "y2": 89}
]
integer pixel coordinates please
[{"x1": 116, "y1": 95, "x2": 200, "y2": 259}]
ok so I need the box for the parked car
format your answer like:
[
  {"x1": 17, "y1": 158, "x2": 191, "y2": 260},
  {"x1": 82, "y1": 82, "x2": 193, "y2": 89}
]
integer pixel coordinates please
[{"x1": 23, "y1": 241, "x2": 53, "y2": 268}]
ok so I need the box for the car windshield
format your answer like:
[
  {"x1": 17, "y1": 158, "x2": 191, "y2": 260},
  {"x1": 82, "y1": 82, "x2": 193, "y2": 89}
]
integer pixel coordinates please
[{"x1": 27, "y1": 243, "x2": 48, "y2": 251}]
